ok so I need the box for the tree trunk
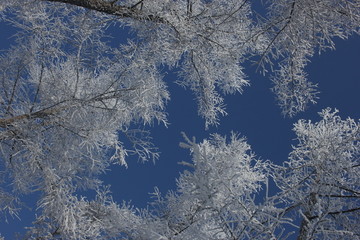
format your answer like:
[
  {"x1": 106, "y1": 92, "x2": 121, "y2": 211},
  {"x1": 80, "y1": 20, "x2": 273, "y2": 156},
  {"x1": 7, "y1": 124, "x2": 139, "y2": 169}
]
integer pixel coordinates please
[{"x1": 297, "y1": 192, "x2": 317, "y2": 240}]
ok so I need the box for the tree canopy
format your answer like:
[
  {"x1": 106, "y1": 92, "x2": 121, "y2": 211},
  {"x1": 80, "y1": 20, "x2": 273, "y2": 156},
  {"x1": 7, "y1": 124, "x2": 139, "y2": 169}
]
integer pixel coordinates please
[{"x1": 0, "y1": 0, "x2": 359, "y2": 239}]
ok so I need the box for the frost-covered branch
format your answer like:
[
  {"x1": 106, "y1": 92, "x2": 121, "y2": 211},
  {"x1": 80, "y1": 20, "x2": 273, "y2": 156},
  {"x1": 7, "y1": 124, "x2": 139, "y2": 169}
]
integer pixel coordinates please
[
  {"x1": 45, "y1": 0, "x2": 166, "y2": 23},
  {"x1": 274, "y1": 108, "x2": 360, "y2": 239}
]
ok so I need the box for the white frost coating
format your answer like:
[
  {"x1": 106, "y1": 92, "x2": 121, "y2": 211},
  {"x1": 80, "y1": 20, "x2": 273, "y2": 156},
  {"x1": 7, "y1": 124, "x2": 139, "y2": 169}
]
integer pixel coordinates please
[{"x1": 0, "y1": 0, "x2": 359, "y2": 239}]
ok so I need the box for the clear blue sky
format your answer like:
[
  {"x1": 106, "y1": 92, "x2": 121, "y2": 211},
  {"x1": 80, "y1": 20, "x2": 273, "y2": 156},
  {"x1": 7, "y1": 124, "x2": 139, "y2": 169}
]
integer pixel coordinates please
[
  {"x1": 104, "y1": 35, "x2": 360, "y2": 207},
  {"x1": 0, "y1": 14, "x2": 359, "y2": 240}
]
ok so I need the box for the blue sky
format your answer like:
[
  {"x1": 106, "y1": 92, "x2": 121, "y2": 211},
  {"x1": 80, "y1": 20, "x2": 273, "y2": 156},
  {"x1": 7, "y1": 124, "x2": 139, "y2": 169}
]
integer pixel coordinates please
[
  {"x1": 1, "y1": 13, "x2": 360, "y2": 240},
  {"x1": 105, "y1": 35, "x2": 360, "y2": 206}
]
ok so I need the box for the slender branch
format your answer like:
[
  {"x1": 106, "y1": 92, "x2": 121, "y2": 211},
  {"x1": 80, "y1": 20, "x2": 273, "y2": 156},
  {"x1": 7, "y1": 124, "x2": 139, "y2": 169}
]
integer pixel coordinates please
[
  {"x1": 255, "y1": 0, "x2": 296, "y2": 69},
  {"x1": 305, "y1": 207, "x2": 360, "y2": 221},
  {"x1": 318, "y1": 194, "x2": 360, "y2": 198},
  {"x1": 328, "y1": 207, "x2": 360, "y2": 216},
  {"x1": 30, "y1": 64, "x2": 45, "y2": 113}
]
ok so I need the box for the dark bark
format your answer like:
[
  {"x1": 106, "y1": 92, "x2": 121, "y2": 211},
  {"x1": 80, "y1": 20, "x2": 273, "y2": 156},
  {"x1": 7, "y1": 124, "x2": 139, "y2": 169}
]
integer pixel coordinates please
[
  {"x1": 45, "y1": 0, "x2": 165, "y2": 23},
  {"x1": 0, "y1": 107, "x2": 62, "y2": 128},
  {"x1": 297, "y1": 192, "x2": 317, "y2": 240}
]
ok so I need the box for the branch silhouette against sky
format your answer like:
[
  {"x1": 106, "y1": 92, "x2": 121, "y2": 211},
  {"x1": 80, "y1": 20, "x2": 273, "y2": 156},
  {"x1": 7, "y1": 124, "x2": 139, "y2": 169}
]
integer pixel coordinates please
[{"x1": 0, "y1": 1, "x2": 359, "y2": 239}]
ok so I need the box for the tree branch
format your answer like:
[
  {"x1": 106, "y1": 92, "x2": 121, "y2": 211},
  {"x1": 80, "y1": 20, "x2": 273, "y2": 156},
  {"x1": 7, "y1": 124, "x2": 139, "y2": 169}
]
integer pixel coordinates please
[
  {"x1": 0, "y1": 106, "x2": 63, "y2": 128},
  {"x1": 44, "y1": 0, "x2": 165, "y2": 23},
  {"x1": 303, "y1": 207, "x2": 360, "y2": 222}
]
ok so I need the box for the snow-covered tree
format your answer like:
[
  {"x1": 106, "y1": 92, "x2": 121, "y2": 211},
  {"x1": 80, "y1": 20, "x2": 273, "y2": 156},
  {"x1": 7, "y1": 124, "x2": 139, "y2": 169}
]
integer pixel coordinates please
[
  {"x1": 102, "y1": 109, "x2": 359, "y2": 240},
  {"x1": 38, "y1": 0, "x2": 264, "y2": 127},
  {"x1": 148, "y1": 133, "x2": 272, "y2": 239},
  {"x1": 260, "y1": 0, "x2": 360, "y2": 116},
  {"x1": 3, "y1": 0, "x2": 357, "y2": 124},
  {"x1": 274, "y1": 108, "x2": 360, "y2": 239},
  {"x1": 129, "y1": 109, "x2": 359, "y2": 240},
  {"x1": 0, "y1": 3, "x2": 168, "y2": 237},
  {"x1": 0, "y1": 0, "x2": 359, "y2": 239}
]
